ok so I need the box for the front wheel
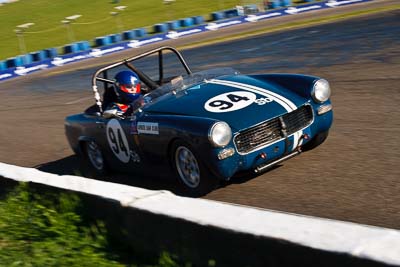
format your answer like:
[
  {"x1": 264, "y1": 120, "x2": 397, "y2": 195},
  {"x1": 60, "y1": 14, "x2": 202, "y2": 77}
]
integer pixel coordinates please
[{"x1": 171, "y1": 140, "x2": 218, "y2": 197}]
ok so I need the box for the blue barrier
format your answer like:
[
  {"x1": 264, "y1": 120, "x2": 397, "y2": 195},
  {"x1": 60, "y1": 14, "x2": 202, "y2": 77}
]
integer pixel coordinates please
[
  {"x1": 281, "y1": 0, "x2": 292, "y2": 7},
  {"x1": 95, "y1": 36, "x2": 112, "y2": 47},
  {"x1": 167, "y1": 21, "x2": 180, "y2": 30},
  {"x1": 108, "y1": 34, "x2": 122, "y2": 44},
  {"x1": 44, "y1": 48, "x2": 58, "y2": 59},
  {"x1": 154, "y1": 23, "x2": 168, "y2": 33},
  {"x1": 63, "y1": 43, "x2": 79, "y2": 54},
  {"x1": 0, "y1": 61, "x2": 6, "y2": 71},
  {"x1": 123, "y1": 30, "x2": 136, "y2": 40},
  {"x1": 192, "y1": 15, "x2": 204, "y2": 25},
  {"x1": 6, "y1": 56, "x2": 23, "y2": 68},
  {"x1": 211, "y1": 11, "x2": 225, "y2": 21},
  {"x1": 180, "y1": 17, "x2": 194, "y2": 27},
  {"x1": 77, "y1": 41, "x2": 90, "y2": 51},
  {"x1": 268, "y1": 0, "x2": 281, "y2": 9},
  {"x1": 224, "y1": 9, "x2": 239, "y2": 18},
  {"x1": 23, "y1": 54, "x2": 33, "y2": 65},
  {"x1": 134, "y1": 28, "x2": 147, "y2": 38},
  {"x1": 30, "y1": 51, "x2": 46, "y2": 62},
  {"x1": 6, "y1": 55, "x2": 33, "y2": 67},
  {"x1": 94, "y1": 37, "x2": 102, "y2": 47},
  {"x1": 105, "y1": 35, "x2": 112, "y2": 45}
]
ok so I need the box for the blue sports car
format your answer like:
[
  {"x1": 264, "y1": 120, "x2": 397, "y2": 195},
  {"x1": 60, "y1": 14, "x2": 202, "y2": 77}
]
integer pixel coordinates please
[{"x1": 65, "y1": 46, "x2": 333, "y2": 196}]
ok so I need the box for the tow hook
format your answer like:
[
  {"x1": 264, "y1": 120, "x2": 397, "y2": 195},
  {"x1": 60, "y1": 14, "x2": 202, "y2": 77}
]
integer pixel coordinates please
[{"x1": 297, "y1": 134, "x2": 310, "y2": 152}]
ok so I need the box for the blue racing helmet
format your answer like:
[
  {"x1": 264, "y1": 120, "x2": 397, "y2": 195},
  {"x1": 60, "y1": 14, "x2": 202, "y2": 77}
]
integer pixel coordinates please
[{"x1": 114, "y1": 70, "x2": 141, "y2": 104}]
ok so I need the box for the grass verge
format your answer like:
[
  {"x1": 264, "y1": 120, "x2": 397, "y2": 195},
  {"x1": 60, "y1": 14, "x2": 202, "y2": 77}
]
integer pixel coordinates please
[{"x1": 0, "y1": 182, "x2": 187, "y2": 266}]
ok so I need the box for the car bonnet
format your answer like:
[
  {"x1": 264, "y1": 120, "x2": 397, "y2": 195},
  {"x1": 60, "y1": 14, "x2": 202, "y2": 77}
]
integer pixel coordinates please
[{"x1": 143, "y1": 75, "x2": 307, "y2": 132}]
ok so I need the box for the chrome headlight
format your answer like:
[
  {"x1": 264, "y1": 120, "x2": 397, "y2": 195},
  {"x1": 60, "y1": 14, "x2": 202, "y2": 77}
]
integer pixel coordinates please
[
  {"x1": 312, "y1": 79, "x2": 331, "y2": 103},
  {"x1": 208, "y1": 122, "x2": 232, "y2": 147}
]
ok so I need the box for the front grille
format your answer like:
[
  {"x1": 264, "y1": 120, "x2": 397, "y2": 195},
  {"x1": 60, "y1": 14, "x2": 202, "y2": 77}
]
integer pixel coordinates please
[
  {"x1": 282, "y1": 105, "x2": 314, "y2": 134},
  {"x1": 234, "y1": 105, "x2": 313, "y2": 154}
]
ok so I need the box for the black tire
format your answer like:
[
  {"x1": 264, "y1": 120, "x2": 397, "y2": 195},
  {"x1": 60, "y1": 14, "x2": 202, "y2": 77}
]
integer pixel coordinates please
[
  {"x1": 170, "y1": 140, "x2": 218, "y2": 197},
  {"x1": 302, "y1": 130, "x2": 329, "y2": 152},
  {"x1": 80, "y1": 140, "x2": 108, "y2": 178}
]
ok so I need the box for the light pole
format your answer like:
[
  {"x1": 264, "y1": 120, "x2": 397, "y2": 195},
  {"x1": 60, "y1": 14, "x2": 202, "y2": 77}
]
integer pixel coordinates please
[
  {"x1": 15, "y1": 22, "x2": 34, "y2": 55},
  {"x1": 163, "y1": 0, "x2": 175, "y2": 21},
  {"x1": 62, "y1": 14, "x2": 81, "y2": 43},
  {"x1": 111, "y1": 5, "x2": 127, "y2": 32}
]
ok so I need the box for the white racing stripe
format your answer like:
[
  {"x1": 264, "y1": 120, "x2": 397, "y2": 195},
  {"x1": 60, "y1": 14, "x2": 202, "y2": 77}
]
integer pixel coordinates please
[{"x1": 209, "y1": 79, "x2": 303, "y2": 150}]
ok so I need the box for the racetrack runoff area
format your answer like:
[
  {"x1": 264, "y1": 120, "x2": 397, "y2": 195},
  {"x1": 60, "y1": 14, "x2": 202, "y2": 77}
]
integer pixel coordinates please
[{"x1": 1, "y1": 162, "x2": 400, "y2": 267}]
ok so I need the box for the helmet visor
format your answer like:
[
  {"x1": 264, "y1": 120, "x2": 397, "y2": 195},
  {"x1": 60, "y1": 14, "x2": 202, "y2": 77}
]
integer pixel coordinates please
[{"x1": 120, "y1": 83, "x2": 140, "y2": 94}]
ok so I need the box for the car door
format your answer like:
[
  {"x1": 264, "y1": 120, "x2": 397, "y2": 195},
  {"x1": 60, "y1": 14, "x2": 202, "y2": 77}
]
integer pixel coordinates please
[{"x1": 102, "y1": 114, "x2": 143, "y2": 173}]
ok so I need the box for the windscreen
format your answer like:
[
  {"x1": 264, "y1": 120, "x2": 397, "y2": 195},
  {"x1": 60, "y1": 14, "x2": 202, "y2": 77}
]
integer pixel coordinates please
[{"x1": 144, "y1": 67, "x2": 239, "y2": 103}]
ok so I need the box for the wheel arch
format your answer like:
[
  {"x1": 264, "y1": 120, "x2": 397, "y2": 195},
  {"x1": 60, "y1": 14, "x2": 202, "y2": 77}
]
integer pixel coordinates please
[
  {"x1": 78, "y1": 136, "x2": 97, "y2": 155},
  {"x1": 166, "y1": 135, "x2": 201, "y2": 170},
  {"x1": 250, "y1": 73, "x2": 320, "y2": 98},
  {"x1": 142, "y1": 114, "x2": 218, "y2": 160}
]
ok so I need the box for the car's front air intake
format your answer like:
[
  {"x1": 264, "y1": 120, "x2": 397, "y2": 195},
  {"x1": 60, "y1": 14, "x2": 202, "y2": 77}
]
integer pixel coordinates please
[{"x1": 234, "y1": 105, "x2": 313, "y2": 154}]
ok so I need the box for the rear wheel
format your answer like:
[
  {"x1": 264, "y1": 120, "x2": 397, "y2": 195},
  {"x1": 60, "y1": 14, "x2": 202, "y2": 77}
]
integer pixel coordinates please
[
  {"x1": 171, "y1": 140, "x2": 218, "y2": 197},
  {"x1": 81, "y1": 140, "x2": 107, "y2": 177}
]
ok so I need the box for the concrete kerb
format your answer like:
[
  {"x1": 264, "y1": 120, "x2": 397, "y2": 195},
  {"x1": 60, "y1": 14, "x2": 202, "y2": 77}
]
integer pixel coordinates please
[{"x1": 0, "y1": 162, "x2": 399, "y2": 266}]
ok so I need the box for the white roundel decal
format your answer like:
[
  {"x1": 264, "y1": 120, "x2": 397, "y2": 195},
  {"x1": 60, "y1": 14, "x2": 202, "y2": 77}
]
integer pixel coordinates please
[
  {"x1": 106, "y1": 119, "x2": 130, "y2": 163},
  {"x1": 204, "y1": 91, "x2": 257, "y2": 113}
]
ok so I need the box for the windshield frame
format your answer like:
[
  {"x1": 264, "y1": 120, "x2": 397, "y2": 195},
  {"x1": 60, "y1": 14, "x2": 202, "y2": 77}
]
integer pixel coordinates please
[{"x1": 143, "y1": 67, "x2": 240, "y2": 105}]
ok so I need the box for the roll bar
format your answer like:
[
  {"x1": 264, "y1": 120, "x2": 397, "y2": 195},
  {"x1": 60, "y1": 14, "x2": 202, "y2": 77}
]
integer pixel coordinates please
[{"x1": 91, "y1": 46, "x2": 192, "y2": 113}]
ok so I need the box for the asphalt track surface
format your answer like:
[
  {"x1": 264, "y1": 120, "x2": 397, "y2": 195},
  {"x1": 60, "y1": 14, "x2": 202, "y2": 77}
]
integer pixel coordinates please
[{"x1": 1, "y1": 1, "x2": 399, "y2": 229}]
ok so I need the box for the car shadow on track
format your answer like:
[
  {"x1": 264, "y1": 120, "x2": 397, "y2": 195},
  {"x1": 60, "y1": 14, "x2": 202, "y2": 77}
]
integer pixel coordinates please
[
  {"x1": 35, "y1": 155, "x2": 279, "y2": 197},
  {"x1": 219, "y1": 165, "x2": 282, "y2": 188},
  {"x1": 35, "y1": 155, "x2": 181, "y2": 194}
]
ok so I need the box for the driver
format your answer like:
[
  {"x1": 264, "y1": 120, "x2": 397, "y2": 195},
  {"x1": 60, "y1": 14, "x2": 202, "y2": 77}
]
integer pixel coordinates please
[{"x1": 106, "y1": 70, "x2": 142, "y2": 116}]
